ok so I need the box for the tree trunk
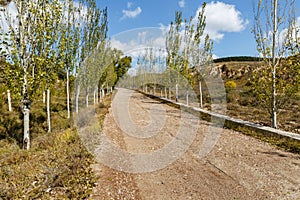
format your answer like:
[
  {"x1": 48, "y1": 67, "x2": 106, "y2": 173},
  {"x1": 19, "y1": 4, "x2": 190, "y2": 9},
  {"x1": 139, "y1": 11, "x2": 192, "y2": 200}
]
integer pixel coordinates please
[
  {"x1": 271, "y1": 0, "x2": 278, "y2": 129},
  {"x1": 7, "y1": 90, "x2": 12, "y2": 112},
  {"x1": 23, "y1": 105, "x2": 30, "y2": 150},
  {"x1": 100, "y1": 88, "x2": 103, "y2": 102},
  {"x1": 93, "y1": 88, "x2": 96, "y2": 105},
  {"x1": 76, "y1": 84, "x2": 80, "y2": 113},
  {"x1": 186, "y1": 90, "x2": 189, "y2": 106},
  {"x1": 86, "y1": 87, "x2": 89, "y2": 108},
  {"x1": 101, "y1": 88, "x2": 105, "y2": 102},
  {"x1": 47, "y1": 89, "x2": 51, "y2": 133},
  {"x1": 43, "y1": 90, "x2": 46, "y2": 104},
  {"x1": 165, "y1": 87, "x2": 167, "y2": 98},
  {"x1": 66, "y1": 69, "x2": 70, "y2": 119},
  {"x1": 175, "y1": 83, "x2": 178, "y2": 102},
  {"x1": 22, "y1": 72, "x2": 30, "y2": 150},
  {"x1": 199, "y1": 80, "x2": 203, "y2": 108},
  {"x1": 96, "y1": 86, "x2": 99, "y2": 104}
]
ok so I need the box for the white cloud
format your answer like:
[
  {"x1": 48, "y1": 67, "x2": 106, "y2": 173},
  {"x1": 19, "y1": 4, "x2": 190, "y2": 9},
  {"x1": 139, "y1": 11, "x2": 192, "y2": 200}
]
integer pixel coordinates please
[
  {"x1": 199, "y1": 1, "x2": 248, "y2": 41},
  {"x1": 110, "y1": 36, "x2": 166, "y2": 58},
  {"x1": 110, "y1": 28, "x2": 167, "y2": 67},
  {"x1": 278, "y1": 16, "x2": 300, "y2": 47},
  {"x1": 178, "y1": 0, "x2": 185, "y2": 8},
  {"x1": 121, "y1": 6, "x2": 142, "y2": 19}
]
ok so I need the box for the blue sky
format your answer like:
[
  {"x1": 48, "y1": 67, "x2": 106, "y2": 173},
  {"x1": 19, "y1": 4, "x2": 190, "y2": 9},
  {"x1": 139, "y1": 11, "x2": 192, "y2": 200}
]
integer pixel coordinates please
[{"x1": 97, "y1": 0, "x2": 300, "y2": 58}]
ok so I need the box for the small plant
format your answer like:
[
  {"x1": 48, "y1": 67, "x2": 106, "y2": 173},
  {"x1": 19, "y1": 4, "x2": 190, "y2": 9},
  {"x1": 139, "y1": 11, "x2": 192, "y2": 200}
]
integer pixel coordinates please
[
  {"x1": 225, "y1": 81, "x2": 238, "y2": 103},
  {"x1": 225, "y1": 80, "x2": 237, "y2": 92}
]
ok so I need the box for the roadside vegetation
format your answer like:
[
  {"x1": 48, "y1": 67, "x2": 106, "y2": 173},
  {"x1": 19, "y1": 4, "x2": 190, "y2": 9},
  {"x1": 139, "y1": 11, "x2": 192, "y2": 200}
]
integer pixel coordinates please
[
  {"x1": 0, "y1": 0, "x2": 299, "y2": 198},
  {"x1": 213, "y1": 58, "x2": 300, "y2": 133},
  {"x1": 121, "y1": 0, "x2": 300, "y2": 134},
  {"x1": 0, "y1": 0, "x2": 130, "y2": 198},
  {"x1": 0, "y1": 91, "x2": 113, "y2": 199}
]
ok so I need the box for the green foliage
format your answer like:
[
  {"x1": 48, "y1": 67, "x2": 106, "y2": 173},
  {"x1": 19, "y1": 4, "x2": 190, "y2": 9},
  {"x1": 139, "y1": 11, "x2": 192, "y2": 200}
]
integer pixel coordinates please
[
  {"x1": 252, "y1": 0, "x2": 299, "y2": 128},
  {"x1": 251, "y1": 58, "x2": 300, "y2": 115},
  {"x1": 1, "y1": 0, "x2": 110, "y2": 148},
  {"x1": 0, "y1": 0, "x2": 11, "y2": 6},
  {"x1": 0, "y1": 74, "x2": 118, "y2": 199},
  {"x1": 165, "y1": 4, "x2": 213, "y2": 86},
  {"x1": 115, "y1": 56, "x2": 132, "y2": 83}
]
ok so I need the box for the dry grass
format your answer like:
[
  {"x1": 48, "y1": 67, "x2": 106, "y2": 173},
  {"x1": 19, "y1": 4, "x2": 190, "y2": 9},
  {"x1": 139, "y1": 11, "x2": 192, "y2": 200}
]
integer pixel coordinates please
[
  {"x1": 0, "y1": 128, "x2": 97, "y2": 199},
  {"x1": 0, "y1": 84, "x2": 113, "y2": 199}
]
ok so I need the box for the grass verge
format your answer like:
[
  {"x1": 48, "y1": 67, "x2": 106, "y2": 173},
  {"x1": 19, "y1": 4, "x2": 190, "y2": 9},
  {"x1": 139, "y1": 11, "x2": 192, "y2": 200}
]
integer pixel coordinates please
[
  {"x1": 0, "y1": 93, "x2": 113, "y2": 199},
  {"x1": 0, "y1": 128, "x2": 97, "y2": 199}
]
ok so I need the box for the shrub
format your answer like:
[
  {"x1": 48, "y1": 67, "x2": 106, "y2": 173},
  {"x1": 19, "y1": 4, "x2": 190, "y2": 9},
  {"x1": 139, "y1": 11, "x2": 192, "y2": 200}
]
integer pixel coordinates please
[{"x1": 225, "y1": 80, "x2": 237, "y2": 91}]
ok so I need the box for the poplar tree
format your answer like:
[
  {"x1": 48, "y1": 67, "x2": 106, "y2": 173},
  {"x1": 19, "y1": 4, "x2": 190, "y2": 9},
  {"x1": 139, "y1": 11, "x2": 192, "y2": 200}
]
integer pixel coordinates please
[
  {"x1": 252, "y1": 0, "x2": 299, "y2": 128},
  {"x1": 2, "y1": 0, "x2": 51, "y2": 149},
  {"x1": 165, "y1": 4, "x2": 213, "y2": 106}
]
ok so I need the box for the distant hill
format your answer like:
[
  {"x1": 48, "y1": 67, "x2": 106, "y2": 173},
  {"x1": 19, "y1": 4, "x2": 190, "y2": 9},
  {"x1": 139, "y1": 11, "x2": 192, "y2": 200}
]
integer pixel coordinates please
[{"x1": 213, "y1": 56, "x2": 263, "y2": 63}]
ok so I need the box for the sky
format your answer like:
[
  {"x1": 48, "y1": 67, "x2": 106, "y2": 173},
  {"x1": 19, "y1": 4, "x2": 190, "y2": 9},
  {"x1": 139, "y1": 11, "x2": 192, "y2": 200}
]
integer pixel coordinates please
[
  {"x1": 1, "y1": 0, "x2": 299, "y2": 60},
  {"x1": 96, "y1": 0, "x2": 300, "y2": 58}
]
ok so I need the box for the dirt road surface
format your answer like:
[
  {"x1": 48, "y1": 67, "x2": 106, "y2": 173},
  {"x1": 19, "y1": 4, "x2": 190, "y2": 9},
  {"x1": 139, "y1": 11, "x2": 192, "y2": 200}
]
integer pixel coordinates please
[{"x1": 89, "y1": 88, "x2": 300, "y2": 200}]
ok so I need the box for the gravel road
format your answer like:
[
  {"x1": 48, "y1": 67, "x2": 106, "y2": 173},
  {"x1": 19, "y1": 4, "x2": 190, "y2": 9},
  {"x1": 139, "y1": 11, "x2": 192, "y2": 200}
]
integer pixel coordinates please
[{"x1": 89, "y1": 88, "x2": 300, "y2": 200}]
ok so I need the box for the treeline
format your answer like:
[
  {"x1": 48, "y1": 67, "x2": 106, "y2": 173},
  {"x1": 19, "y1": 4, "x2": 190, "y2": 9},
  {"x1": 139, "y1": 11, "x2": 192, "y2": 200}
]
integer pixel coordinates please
[
  {"x1": 121, "y1": 0, "x2": 300, "y2": 131},
  {"x1": 0, "y1": 0, "x2": 131, "y2": 149},
  {"x1": 213, "y1": 56, "x2": 264, "y2": 63}
]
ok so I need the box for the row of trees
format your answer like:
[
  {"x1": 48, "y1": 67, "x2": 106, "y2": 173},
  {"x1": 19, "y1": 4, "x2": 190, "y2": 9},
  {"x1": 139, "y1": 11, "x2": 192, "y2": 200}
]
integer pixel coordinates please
[
  {"x1": 127, "y1": 3, "x2": 214, "y2": 107},
  {"x1": 0, "y1": 0, "x2": 131, "y2": 149},
  {"x1": 121, "y1": 0, "x2": 300, "y2": 129}
]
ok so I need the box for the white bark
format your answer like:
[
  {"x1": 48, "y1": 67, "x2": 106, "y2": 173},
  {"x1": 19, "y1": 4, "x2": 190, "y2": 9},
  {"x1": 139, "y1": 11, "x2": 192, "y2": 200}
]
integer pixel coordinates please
[
  {"x1": 199, "y1": 80, "x2": 203, "y2": 108},
  {"x1": 271, "y1": 0, "x2": 278, "y2": 129},
  {"x1": 76, "y1": 85, "x2": 80, "y2": 113},
  {"x1": 66, "y1": 70, "x2": 70, "y2": 119},
  {"x1": 7, "y1": 90, "x2": 12, "y2": 112},
  {"x1": 175, "y1": 83, "x2": 178, "y2": 102},
  {"x1": 165, "y1": 87, "x2": 167, "y2": 98},
  {"x1": 86, "y1": 87, "x2": 89, "y2": 108},
  {"x1": 47, "y1": 89, "x2": 51, "y2": 133},
  {"x1": 186, "y1": 90, "x2": 189, "y2": 106},
  {"x1": 22, "y1": 71, "x2": 30, "y2": 149},
  {"x1": 23, "y1": 106, "x2": 30, "y2": 150},
  {"x1": 96, "y1": 86, "x2": 99, "y2": 104},
  {"x1": 93, "y1": 88, "x2": 96, "y2": 105},
  {"x1": 102, "y1": 88, "x2": 105, "y2": 100}
]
